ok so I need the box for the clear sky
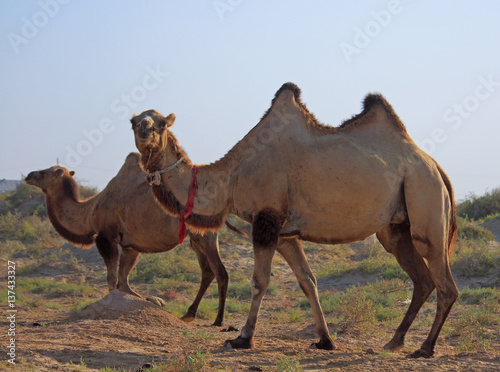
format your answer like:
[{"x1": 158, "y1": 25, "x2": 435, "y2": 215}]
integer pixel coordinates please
[{"x1": 1, "y1": 1, "x2": 499, "y2": 201}]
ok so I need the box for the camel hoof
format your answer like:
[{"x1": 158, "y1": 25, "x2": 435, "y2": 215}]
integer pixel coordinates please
[
  {"x1": 146, "y1": 296, "x2": 165, "y2": 307},
  {"x1": 309, "y1": 338, "x2": 335, "y2": 350},
  {"x1": 407, "y1": 348, "x2": 434, "y2": 359},
  {"x1": 224, "y1": 336, "x2": 255, "y2": 349},
  {"x1": 383, "y1": 339, "x2": 404, "y2": 351},
  {"x1": 180, "y1": 314, "x2": 196, "y2": 323}
]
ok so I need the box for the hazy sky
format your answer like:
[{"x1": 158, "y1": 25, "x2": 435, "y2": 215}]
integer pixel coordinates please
[{"x1": 1, "y1": 1, "x2": 499, "y2": 201}]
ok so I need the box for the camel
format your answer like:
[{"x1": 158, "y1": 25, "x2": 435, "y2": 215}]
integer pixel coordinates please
[
  {"x1": 25, "y1": 153, "x2": 230, "y2": 325},
  {"x1": 130, "y1": 82, "x2": 458, "y2": 358}
]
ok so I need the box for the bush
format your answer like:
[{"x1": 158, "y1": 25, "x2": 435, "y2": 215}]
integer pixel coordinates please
[
  {"x1": 451, "y1": 240, "x2": 498, "y2": 278},
  {"x1": 0, "y1": 182, "x2": 44, "y2": 216},
  {"x1": 457, "y1": 187, "x2": 500, "y2": 221},
  {"x1": 451, "y1": 301, "x2": 498, "y2": 353},
  {"x1": 457, "y1": 216, "x2": 495, "y2": 242}
]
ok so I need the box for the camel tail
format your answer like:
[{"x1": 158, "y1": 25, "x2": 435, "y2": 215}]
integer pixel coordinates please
[
  {"x1": 435, "y1": 162, "x2": 457, "y2": 257},
  {"x1": 225, "y1": 220, "x2": 249, "y2": 238}
]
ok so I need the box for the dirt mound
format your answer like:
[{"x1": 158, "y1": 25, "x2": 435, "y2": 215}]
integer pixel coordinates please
[
  {"x1": 67, "y1": 290, "x2": 187, "y2": 329},
  {"x1": 480, "y1": 217, "x2": 500, "y2": 241}
]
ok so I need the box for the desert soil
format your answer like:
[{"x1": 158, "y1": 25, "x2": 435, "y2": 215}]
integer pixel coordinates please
[{"x1": 1, "y1": 235, "x2": 499, "y2": 371}]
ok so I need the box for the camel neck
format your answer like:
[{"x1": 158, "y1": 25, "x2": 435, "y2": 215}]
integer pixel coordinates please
[{"x1": 45, "y1": 187, "x2": 96, "y2": 246}]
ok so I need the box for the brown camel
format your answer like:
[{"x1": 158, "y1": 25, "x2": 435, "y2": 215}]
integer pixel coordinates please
[
  {"x1": 130, "y1": 83, "x2": 458, "y2": 358},
  {"x1": 25, "y1": 153, "x2": 229, "y2": 325}
]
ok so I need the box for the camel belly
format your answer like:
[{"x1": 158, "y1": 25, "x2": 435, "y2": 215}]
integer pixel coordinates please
[{"x1": 281, "y1": 143, "x2": 404, "y2": 243}]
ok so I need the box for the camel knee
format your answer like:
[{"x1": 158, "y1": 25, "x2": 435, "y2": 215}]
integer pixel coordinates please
[
  {"x1": 438, "y1": 284, "x2": 458, "y2": 307},
  {"x1": 251, "y1": 277, "x2": 269, "y2": 298}
]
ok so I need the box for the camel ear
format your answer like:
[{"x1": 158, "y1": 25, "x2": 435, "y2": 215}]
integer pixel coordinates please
[
  {"x1": 164, "y1": 113, "x2": 175, "y2": 128},
  {"x1": 69, "y1": 171, "x2": 75, "y2": 177}
]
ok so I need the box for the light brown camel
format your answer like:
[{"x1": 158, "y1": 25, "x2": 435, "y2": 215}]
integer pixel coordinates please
[
  {"x1": 25, "y1": 153, "x2": 230, "y2": 325},
  {"x1": 130, "y1": 83, "x2": 458, "y2": 358}
]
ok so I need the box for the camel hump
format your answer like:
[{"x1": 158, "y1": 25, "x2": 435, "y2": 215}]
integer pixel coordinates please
[
  {"x1": 362, "y1": 93, "x2": 408, "y2": 133},
  {"x1": 274, "y1": 82, "x2": 302, "y2": 101},
  {"x1": 125, "y1": 152, "x2": 141, "y2": 163},
  {"x1": 363, "y1": 93, "x2": 387, "y2": 110}
]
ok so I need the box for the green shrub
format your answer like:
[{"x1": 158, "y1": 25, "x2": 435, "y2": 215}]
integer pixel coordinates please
[
  {"x1": 457, "y1": 188, "x2": 500, "y2": 221},
  {"x1": 275, "y1": 356, "x2": 303, "y2": 372},
  {"x1": 451, "y1": 302, "x2": 498, "y2": 353},
  {"x1": 329, "y1": 285, "x2": 377, "y2": 334},
  {"x1": 458, "y1": 287, "x2": 500, "y2": 305},
  {"x1": 0, "y1": 182, "x2": 44, "y2": 216},
  {"x1": 457, "y1": 216, "x2": 495, "y2": 242},
  {"x1": 130, "y1": 245, "x2": 199, "y2": 283},
  {"x1": 451, "y1": 240, "x2": 498, "y2": 278}
]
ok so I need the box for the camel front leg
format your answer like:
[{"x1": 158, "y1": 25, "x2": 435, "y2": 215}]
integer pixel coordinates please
[
  {"x1": 95, "y1": 235, "x2": 119, "y2": 292},
  {"x1": 224, "y1": 245, "x2": 276, "y2": 349}
]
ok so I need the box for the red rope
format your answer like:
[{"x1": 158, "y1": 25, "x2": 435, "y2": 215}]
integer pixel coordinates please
[{"x1": 178, "y1": 166, "x2": 199, "y2": 243}]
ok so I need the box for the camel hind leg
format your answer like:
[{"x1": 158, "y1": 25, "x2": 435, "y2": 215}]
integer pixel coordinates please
[
  {"x1": 277, "y1": 238, "x2": 334, "y2": 350},
  {"x1": 182, "y1": 232, "x2": 228, "y2": 326},
  {"x1": 376, "y1": 224, "x2": 435, "y2": 351},
  {"x1": 404, "y1": 175, "x2": 459, "y2": 358}
]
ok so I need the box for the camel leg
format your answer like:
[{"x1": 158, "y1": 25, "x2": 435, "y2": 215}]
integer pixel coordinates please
[
  {"x1": 95, "y1": 234, "x2": 119, "y2": 292},
  {"x1": 117, "y1": 247, "x2": 141, "y2": 297},
  {"x1": 198, "y1": 231, "x2": 228, "y2": 326},
  {"x1": 180, "y1": 234, "x2": 217, "y2": 324},
  {"x1": 408, "y1": 237, "x2": 458, "y2": 358},
  {"x1": 224, "y1": 209, "x2": 281, "y2": 349},
  {"x1": 277, "y1": 238, "x2": 335, "y2": 350},
  {"x1": 404, "y1": 178, "x2": 458, "y2": 358},
  {"x1": 376, "y1": 224, "x2": 435, "y2": 352}
]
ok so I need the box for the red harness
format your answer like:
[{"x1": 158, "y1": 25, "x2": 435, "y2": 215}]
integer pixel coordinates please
[{"x1": 178, "y1": 166, "x2": 199, "y2": 243}]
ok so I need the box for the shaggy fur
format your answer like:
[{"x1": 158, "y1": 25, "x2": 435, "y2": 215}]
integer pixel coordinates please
[{"x1": 252, "y1": 209, "x2": 284, "y2": 247}]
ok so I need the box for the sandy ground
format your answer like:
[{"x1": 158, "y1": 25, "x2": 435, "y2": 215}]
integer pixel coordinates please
[
  {"x1": 1, "y1": 223, "x2": 500, "y2": 371},
  {"x1": 6, "y1": 288, "x2": 499, "y2": 372}
]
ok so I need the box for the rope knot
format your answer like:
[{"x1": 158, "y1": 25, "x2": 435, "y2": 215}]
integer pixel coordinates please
[{"x1": 150, "y1": 171, "x2": 162, "y2": 186}]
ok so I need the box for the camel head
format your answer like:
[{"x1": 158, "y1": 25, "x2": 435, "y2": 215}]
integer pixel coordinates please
[
  {"x1": 25, "y1": 166, "x2": 75, "y2": 193},
  {"x1": 131, "y1": 110, "x2": 176, "y2": 154}
]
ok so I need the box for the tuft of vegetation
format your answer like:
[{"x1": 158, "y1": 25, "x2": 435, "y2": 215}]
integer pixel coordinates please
[
  {"x1": 451, "y1": 297, "x2": 498, "y2": 354},
  {"x1": 451, "y1": 239, "x2": 499, "y2": 278},
  {"x1": 130, "y1": 245, "x2": 200, "y2": 283},
  {"x1": 457, "y1": 187, "x2": 500, "y2": 221},
  {"x1": 275, "y1": 356, "x2": 303, "y2": 372},
  {"x1": 163, "y1": 347, "x2": 212, "y2": 372},
  {"x1": 0, "y1": 182, "x2": 45, "y2": 216},
  {"x1": 457, "y1": 216, "x2": 495, "y2": 242}
]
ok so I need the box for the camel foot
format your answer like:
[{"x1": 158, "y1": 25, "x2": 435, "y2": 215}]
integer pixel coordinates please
[
  {"x1": 407, "y1": 348, "x2": 434, "y2": 359},
  {"x1": 180, "y1": 314, "x2": 196, "y2": 323},
  {"x1": 309, "y1": 338, "x2": 335, "y2": 350},
  {"x1": 383, "y1": 338, "x2": 404, "y2": 352},
  {"x1": 224, "y1": 336, "x2": 255, "y2": 349},
  {"x1": 146, "y1": 296, "x2": 165, "y2": 307},
  {"x1": 211, "y1": 320, "x2": 223, "y2": 327}
]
